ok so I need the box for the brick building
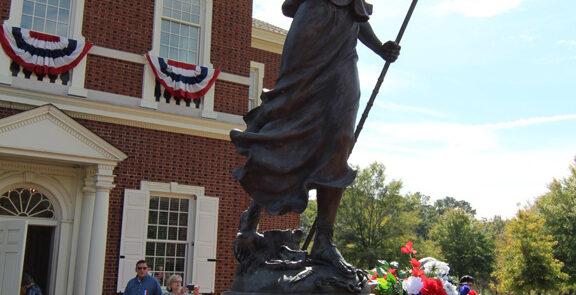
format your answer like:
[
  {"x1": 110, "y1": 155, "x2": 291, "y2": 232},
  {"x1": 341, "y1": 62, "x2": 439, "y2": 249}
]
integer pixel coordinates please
[{"x1": 0, "y1": 1, "x2": 299, "y2": 294}]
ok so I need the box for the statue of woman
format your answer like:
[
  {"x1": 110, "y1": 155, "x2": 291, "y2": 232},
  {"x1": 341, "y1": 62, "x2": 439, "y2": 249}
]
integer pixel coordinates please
[{"x1": 231, "y1": 0, "x2": 400, "y2": 275}]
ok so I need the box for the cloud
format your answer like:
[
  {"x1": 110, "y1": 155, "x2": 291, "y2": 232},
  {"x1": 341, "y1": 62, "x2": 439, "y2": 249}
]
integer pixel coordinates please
[
  {"x1": 350, "y1": 144, "x2": 575, "y2": 219},
  {"x1": 483, "y1": 114, "x2": 576, "y2": 130},
  {"x1": 431, "y1": 0, "x2": 524, "y2": 17},
  {"x1": 349, "y1": 114, "x2": 576, "y2": 218},
  {"x1": 557, "y1": 40, "x2": 576, "y2": 49},
  {"x1": 375, "y1": 102, "x2": 447, "y2": 118}
]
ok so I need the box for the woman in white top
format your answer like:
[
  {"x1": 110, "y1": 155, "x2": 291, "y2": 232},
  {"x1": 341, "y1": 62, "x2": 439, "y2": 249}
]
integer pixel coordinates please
[{"x1": 163, "y1": 274, "x2": 190, "y2": 295}]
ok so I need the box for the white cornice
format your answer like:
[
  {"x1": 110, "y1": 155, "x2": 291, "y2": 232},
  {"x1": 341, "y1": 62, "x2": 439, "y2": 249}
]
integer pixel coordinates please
[
  {"x1": 251, "y1": 27, "x2": 286, "y2": 54},
  {"x1": 0, "y1": 86, "x2": 242, "y2": 141},
  {"x1": 0, "y1": 159, "x2": 81, "y2": 176}
]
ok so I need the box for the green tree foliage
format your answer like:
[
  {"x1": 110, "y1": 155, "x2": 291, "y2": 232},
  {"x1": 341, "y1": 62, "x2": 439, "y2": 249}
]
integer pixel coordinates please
[
  {"x1": 334, "y1": 163, "x2": 420, "y2": 269},
  {"x1": 535, "y1": 161, "x2": 576, "y2": 291},
  {"x1": 493, "y1": 209, "x2": 568, "y2": 294},
  {"x1": 429, "y1": 209, "x2": 494, "y2": 284},
  {"x1": 434, "y1": 196, "x2": 476, "y2": 217},
  {"x1": 300, "y1": 199, "x2": 317, "y2": 235}
]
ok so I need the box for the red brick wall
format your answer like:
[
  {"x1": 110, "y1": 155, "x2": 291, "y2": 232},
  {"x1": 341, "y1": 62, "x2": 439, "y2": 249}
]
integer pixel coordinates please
[
  {"x1": 82, "y1": 0, "x2": 154, "y2": 54},
  {"x1": 85, "y1": 55, "x2": 144, "y2": 98},
  {"x1": 249, "y1": 47, "x2": 282, "y2": 90},
  {"x1": 213, "y1": 81, "x2": 249, "y2": 116},
  {"x1": 211, "y1": 0, "x2": 252, "y2": 76},
  {"x1": 0, "y1": 107, "x2": 300, "y2": 294},
  {"x1": 0, "y1": 0, "x2": 9, "y2": 21}
]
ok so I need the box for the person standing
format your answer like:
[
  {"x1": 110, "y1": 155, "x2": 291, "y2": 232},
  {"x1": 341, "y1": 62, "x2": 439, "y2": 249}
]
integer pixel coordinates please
[
  {"x1": 124, "y1": 260, "x2": 163, "y2": 295},
  {"x1": 163, "y1": 274, "x2": 190, "y2": 295},
  {"x1": 20, "y1": 273, "x2": 43, "y2": 295},
  {"x1": 458, "y1": 275, "x2": 478, "y2": 295}
]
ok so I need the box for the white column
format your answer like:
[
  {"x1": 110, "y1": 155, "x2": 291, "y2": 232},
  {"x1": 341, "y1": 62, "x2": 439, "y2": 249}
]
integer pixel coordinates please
[
  {"x1": 85, "y1": 165, "x2": 116, "y2": 295},
  {"x1": 73, "y1": 168, "x2": 97, "y2": 295}
]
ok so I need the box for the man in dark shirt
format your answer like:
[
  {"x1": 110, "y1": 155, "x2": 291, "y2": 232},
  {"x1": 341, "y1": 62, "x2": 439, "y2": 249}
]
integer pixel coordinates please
[{"x1": 124, "y1": 260, "x2": 163, "y2": 295}]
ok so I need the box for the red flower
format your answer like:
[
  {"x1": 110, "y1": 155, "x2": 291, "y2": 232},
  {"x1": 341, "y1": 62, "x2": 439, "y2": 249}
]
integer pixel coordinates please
[
  {"x1": 387, "y1": 268, "x2": 397, "y2": 277},
  {"x1": 410, "y1": 258, "x2": 421, "y2": 268},
  {"x1": 469, "y1": 290, "x2": 478, "y2": 295},
  {"x1": 401, "y1": 241, "x2": 417, "y2": 255},
  {"x1": 421, "y1": 277, "x2": 448, "y2": 295},
  {"x1": 412, "y1": 268, "x2": 424, "y2": 277}
]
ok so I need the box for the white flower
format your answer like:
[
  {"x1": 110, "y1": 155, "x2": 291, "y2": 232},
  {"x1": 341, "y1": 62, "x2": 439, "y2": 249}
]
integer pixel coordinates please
[
  {"x1": 420, "y1": 257, "x2": 450, "y2": 277},
  {"x1": 443, "y1": 280, "x2": 459, "y2": 295},
  {"x1": 402, "y1": 276, "x2": 424, "y2": 295}
]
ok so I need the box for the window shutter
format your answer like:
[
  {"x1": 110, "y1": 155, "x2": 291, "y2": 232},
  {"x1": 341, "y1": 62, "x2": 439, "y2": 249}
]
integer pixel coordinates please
[
  {"x1": 116, "y1": 189, "x2": 150, "y2": 293},
  {"x1": 0, "y1": 219, "x2": 28, "y2": 295},
  {"x1": 192, "y1": 196, "x2": 219, "y2": 293}
]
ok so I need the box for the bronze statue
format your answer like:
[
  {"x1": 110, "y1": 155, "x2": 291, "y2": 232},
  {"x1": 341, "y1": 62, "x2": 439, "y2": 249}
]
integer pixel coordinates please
[{"x1": 228, "y1": 0, "x2": 401, "y2": 293}]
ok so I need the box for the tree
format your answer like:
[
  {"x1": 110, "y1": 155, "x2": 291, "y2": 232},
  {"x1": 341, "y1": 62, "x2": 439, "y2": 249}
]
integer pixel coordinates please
[
  {"x1": 333, "y1": 162, "x2": 421, "y2": 269},
  {"x1": 493, "y1": 209, "x2": 568, "y2": 294},
  {"x1": 300, "y1": 198, "x2": 317, "y2": 235},
  {"x1": 429, "y1": 209, "x2": 494, "y2": 284},
  {"x1": 535, "y1": 160, "x2": 576, "y2": 292},
  {"x1": 433, "y1": 196, "x2": 476, "y2": 217}
]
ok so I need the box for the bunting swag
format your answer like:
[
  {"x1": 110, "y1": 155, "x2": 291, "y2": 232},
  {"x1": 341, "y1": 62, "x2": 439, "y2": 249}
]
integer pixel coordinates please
[
  {"x1": 146, "y1": 53, "x2": 220, "y2": 107},
  {"x1": 0, "y1": 24, "x2": 92, "y2": 78}
]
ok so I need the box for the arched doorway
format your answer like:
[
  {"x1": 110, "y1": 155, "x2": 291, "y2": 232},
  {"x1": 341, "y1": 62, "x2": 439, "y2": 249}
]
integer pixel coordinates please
[{"x1": 0, "y1": 186, "x2": 59, "y2": 295}]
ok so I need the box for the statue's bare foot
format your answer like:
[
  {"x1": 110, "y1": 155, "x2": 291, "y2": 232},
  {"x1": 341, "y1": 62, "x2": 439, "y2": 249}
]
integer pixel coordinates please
[{"x1": 310, "y1": 242, "x2": 356, "y2": 277}]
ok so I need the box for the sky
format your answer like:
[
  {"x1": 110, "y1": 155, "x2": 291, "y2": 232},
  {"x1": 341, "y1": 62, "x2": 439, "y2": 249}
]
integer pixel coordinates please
[{"x1": 252, "y1": 0, "x2": 576, "y2": 219}]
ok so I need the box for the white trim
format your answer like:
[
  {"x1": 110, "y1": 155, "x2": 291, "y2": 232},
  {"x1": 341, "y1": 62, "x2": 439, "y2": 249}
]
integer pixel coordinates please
[
  {"x1": 0, "y1": 163, "x2": 85, "y2": 295},
  {"x1": 0, "y1": 87, "x2": 245, "y2": 141},
  {"x1": 141, "y1": 181, "x2": 206, "y2": 197},
  {"x1": 249, "y1": 61, "x2": 265, "y2": 110},
  {"x1": 251, "y1": 26, "x2": 286, "y2": 54},
  {"x1": 219, "y1": 72, "x2": 250, "y2": 86},
  {"x1": 0, "y1": 104, "x2": 128, "y2": 164},
  {"x1": 90, "y1": 46, "x2": 147, "y2": 64}
]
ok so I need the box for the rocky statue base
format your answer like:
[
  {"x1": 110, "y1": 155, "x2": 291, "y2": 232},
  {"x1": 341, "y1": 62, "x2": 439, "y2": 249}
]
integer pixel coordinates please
[{"x1": 224, "y1": 229, "x2": 371, "y2": 295}]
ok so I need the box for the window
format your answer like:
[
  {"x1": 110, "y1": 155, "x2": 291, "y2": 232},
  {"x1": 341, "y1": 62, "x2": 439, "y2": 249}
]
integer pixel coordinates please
[
  {"x1": 248, "y1": 62, "x2": 265, "y2": 110},
  {"x1": 20, "y1": 0, "x2": 72, "y2": 37},
  {"x1": 145, "y1": 196, "x2": 190, "y2": 288},
  {"x1": 0, "y1": 188, "x2": 55, "y2": 219},
  {"x1": 118, "y1": 183, "x2": 218, "y2": 294},
  {"x1": 160, "y1": 0, "x2": 201, "y2": 64}
]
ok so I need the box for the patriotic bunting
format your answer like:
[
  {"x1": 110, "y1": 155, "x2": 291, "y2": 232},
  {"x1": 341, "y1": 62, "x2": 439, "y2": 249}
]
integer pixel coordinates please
[
  {"x1": 0, "y1": 24, "x2": 92, "y2": 76},
  {"x1": 146, "y1": 53, "x2": 220, "y2": 107}
]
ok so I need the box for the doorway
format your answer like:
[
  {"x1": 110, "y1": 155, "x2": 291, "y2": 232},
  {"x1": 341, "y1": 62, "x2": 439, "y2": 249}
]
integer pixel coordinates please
[{"x1": 23, "y1": 225, "x2": 54, "y2": 295}]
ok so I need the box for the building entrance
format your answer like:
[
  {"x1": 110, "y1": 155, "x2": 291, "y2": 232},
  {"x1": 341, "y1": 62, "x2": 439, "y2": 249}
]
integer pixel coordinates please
[{"x1": 23, "y1": 225, "x2": 55, "y2": 294}]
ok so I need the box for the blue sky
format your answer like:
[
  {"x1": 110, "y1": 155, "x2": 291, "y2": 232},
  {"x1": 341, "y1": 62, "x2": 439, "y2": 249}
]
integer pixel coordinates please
[{"x1": 253, "y1": 0, "x2": 576, "y2": 218}]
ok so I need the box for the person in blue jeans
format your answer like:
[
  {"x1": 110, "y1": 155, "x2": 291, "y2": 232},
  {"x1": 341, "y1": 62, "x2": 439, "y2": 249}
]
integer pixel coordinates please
[
  {"x1": 124, "y1": 260, "x2": 163, "y2": 295},
  {"x1": 20, "y1": 273, "x2": 42, "y2": 295}
]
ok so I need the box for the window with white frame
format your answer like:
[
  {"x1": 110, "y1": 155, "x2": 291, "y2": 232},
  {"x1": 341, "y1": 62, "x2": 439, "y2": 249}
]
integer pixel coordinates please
[
  {"x1": 117, "y1": 184, "x2": 218, "y2": 294},
  {"x1": 248, "y1": 62, "x2": 265, "y2": 111},
  {"x1": 160, "y1": 0, "x2": 201, "y2": 64},
  {"x1": 145, "y1": 196, "x2": 191, "y2": 288},
  {"x1": 20, "y1": 0, "x2": 72, "y2": 37}
]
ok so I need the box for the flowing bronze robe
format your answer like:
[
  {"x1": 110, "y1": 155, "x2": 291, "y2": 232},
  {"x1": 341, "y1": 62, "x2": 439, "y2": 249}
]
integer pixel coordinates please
[{"x1": 231, "y1": 0, "x2": 372, "y2": 215}]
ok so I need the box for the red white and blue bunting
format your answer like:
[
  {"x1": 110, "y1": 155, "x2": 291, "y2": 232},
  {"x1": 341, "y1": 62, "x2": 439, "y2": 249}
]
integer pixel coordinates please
[
  {"x1": 0, "y1": 24, "x2": 92, "y2": 76},
  {"x1": 146, "y1": 53, "x2": 220, "y2": 107}
]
